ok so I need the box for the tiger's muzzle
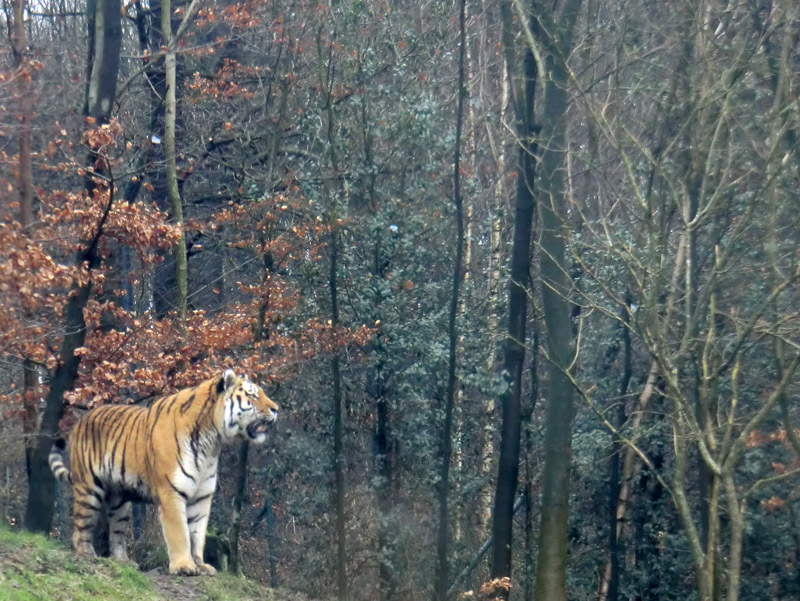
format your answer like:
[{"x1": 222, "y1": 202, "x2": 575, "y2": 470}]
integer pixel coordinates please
[{"x1": 245, "y1": 408, "x2": 277, "y2": 441}]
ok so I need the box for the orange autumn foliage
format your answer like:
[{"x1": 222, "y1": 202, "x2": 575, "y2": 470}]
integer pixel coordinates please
[{"x1": 0, "y1": 122, "x2": 371, "y2": 421}]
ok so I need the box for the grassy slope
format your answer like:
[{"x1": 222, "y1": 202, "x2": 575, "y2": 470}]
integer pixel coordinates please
[{"x1": 0, "y1": 528, "x2": 280, "y2": 601}]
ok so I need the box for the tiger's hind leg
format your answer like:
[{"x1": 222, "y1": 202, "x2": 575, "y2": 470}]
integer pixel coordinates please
[
  {"x1": 72, "y1": 486, "x2": 103, "y2": 557},
  {"x1": 106, "y1": 494, "x2": 132, "y2": 562}
]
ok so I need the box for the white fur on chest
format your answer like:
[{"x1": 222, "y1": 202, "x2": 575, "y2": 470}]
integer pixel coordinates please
[{"x1": 172, "y1": 437, "x2": 220, "y2": 501}]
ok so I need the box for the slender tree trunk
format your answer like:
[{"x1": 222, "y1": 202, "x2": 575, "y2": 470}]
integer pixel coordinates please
[
  {"x1": 229, "y1": 247, "x2": 275, "y2": 569},
  {"x1": 447, "y1": 495, "x2": 527, "y2": 598},
  {"x1": 353, "y1": 63, "x2": 394, "y2": 601},
  {"x1": 11, "y1": 0, "x2": 34, "y2": 229},
  {"x1": 345, "y1": 39, "x2": 395, "y2": 599},
  {"x1": 251, "y1": 489, "x2": 280, "y2": 587},
  {"x1": 330, "y1": 222, "x2": 347, "y2": 601},
  {"x1": 22, "y1": 364, "x2": 37, "y2": 479},
  {"x1": 10, "y1": 0, "x2": 39, "y2": 483},
  {"x1": 597, "y1": 233, "x2": 687, "y2": 601},
  {"x1": 25, "y1": 192, "x2": 117, "y2": 532},
  {"x1": 24, "y1": 0, "x2": 121, "y2": 534},
  {"x1": 375, "y1": 380, "x2": 394, "y2": 601},
  {"x1": 490, "y1": 106, "x2": 534, "y2": 583},
  {"x1": 121, "y1": 15, "x2": 163, "y2": 531},
  {"x1": 479, "y1": 58, "x2": 508, "y2": 542},
  {"x1": 607, "y1": 305, "x2": 632, "y2": 601},
  {"x1": 490, "y1": 0, "x2": 538, "y2": 583},
  {"x1": 434, "y1": 0, "x2": 467, "y2": 596},
  {"x1": 266, "y1": 495, "x2": 279, "y2": 587},
  {"x1": 320, "y1": 31, "x2": 349, "y2": 598},
  {"x1": 523, "y1": 325, "x2": 539, "y2": 601},
  {"x1": 161, "y1": 0, "x2": 187, "y2": 324},
  {"x1": 84, "y1": 0, "x2": 121, "y2": 124},
  {"x1": 341, "y1": 57, "x2": 395, "y2": 601},
  {"x1": 532, "y1": 1, "x2": 582, "y2": 599},
  {"x1": 228, "y1": 440, "x2": 249, "y2": 573},
  {"x1": 143, "y1": 0, "x2": 173, "y2": 319}
]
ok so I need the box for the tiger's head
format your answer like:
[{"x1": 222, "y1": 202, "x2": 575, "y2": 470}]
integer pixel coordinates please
[{"x1": 216, "y1": 369, "x2": 279, "y2": 443}]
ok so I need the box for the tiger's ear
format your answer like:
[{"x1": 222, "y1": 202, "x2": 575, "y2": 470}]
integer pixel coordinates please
[{"x1": 220, "y1": 369, "x2": 239, "y2": 393}]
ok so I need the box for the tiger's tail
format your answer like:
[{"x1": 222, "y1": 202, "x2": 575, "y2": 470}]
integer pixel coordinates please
[{"x1": 49, "y1": 438, "x2": 71, "y2": 484}]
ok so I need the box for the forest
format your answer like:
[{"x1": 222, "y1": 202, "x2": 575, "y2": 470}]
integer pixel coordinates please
[{"x1": 0, "y1": 0, "x2": 798, "y2": 600}]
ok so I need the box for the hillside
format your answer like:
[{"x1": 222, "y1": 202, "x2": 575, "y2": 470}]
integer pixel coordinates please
[{"x1": 0, "y1": 527, "x2": 302, "y2": 601}]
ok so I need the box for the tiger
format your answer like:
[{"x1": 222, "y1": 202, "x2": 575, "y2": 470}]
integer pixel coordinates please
[{"x1": 48, "y1": 369, "x2": 279, "y2": 575}]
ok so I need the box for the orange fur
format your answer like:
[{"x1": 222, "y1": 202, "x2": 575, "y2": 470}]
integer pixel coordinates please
[{"x1": 49, "y1": 370, "x2": 278, "y2": 575}]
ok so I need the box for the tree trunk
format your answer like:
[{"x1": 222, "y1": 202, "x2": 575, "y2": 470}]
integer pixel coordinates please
[
  {"x1": 229, "y1": 245, "x2": 275, "y2": 569},
  {"x1": 265, "y1": 494, "x2": 279, "y2": 587},
  {"x1": 84, "y1": 0, "x2": 121, "y2": 121},
  {"x1": 22, "y1": 364, "x2": 37, "y2": 479},
  {"x1": 434, "y1": 0, "x2": 467, "y2": 595},
  {"x1": 161, "y1": 0, "x2": 188, "y2": 324},
  {"x1": 448, "y1": 495, "x2": 526, "y2": 598},
  {"x1": 375, "y1": 381, "x2": 394, "y2": 601},
  {"x1": 532, "y1": 1, "x2": 582, "y2": 599},
  {"x1": 252, "y1": 490, "x2": 280, "y2": 587},
  {"x1": 330, "y1": 221, "x2": 347, "y2": 601},
  {"x1": 141, "y1": 0, "x2": 173, "y2": 319},
  {"x1": 479, "y1": 50, "x2": 508, "y2": 544},
  {"x1": 607, "y1": 310, "x2": 631, "y2": 601},
  {"x1": 24, "y1": 0, "x2": 121, "y2": 534},
  {"x1": 10, "y1": 0, "x2": 39, "y2": 484},
  {"x1": 320, "y1": 32, "x2": 349, "y2": 599},
  {"x1": 490, "y1": 0, "x2": 538, "y2": 583},
  {"x1": 347, "y1": 43, "x2": 396, "y2": 601},
  {"x1": 11, "y1": 0, "x2": 34, "y2": 229},
  {"x1": 228, "y1": 440, "x2": 249, "y2": 574},
  {"x1": 25, "y1": 200, "x2": 116, "y2": 532},
  {"x1": 523, "y1": 325, "x2": 539, "y2": 601},
  {"x1": 597, "y1": 231, "x2": 687, "y2": 601}
]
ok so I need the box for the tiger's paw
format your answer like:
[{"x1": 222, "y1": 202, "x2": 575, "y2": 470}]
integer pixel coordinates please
[
  {"x1": 169, "y1": 559, "x2": 201, "y2": 576},
  {"x1": 74, "y1": 544, "x2": 97, "y2": 558},
  {"x1": 192, "y1": 555, "x2": 217, "y2": 575},
  {"x1": 110, "y1": 547, "x2": 130, "y2": 563},
  {"x1": 196, "y1": 562, "x2": 217, "y2": 576}
]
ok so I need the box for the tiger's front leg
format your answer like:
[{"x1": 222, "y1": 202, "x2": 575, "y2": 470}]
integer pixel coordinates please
[
  {"x1": 188, "y1": 491, "x2": 216, "y2": 575},
  {"x1": 157, "y1": 491, "x2": 200, "y2": 575}
]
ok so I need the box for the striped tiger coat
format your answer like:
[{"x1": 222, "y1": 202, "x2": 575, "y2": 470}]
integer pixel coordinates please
[{"x1": 49, "y1": 369, "x2": 278, "y2": 575}]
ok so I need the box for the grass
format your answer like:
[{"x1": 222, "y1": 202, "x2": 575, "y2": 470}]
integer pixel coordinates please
[
  {"x1": 0, "y1": 527, "x2": 160, "y2": 601},
  {"x1": 0, "y1": 526, "x2": 285, "y2": 601},
  {"x1": 196, "y1": 572, "x2": 276, "y2": 601}
]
